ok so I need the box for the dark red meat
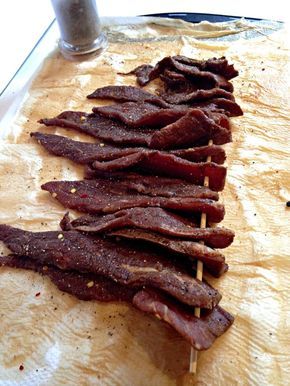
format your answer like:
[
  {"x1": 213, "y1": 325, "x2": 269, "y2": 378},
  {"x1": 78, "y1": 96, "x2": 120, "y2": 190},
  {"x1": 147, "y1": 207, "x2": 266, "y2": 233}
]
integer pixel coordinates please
[
  {"x1": 91, "y1": 152, "x2": 226, "y2": 192},
  {"x1": 0, "y1": 225, "x2": 221, "y2": 308},
  {"x1": 39, "y1": 111, "x2": 153, "y2": 146},
  {"x1": 149, "y1": 109, "x2": 232, "y2": 149},
  {"x1": 0, "y1": 255, "x2": 135, "y2": 302},
  {"x1": 63, "y1": 207, "x2": 234, "y2": 248},
  {"x1": 32, "y1": 132, "x2": 141, "y2": 163},
  {"x1": 0, "y1": 255, "x2": 233, "y2": 350},
  {"x1": 120, "y1": 64, "x2": 155, "y2": 86},
  {"x1": 172, "y1": 145, "x2": 226, "y2": 164},
  {"x1": 194, "y1": 98, "x2": 243, "y2": 117},
  {"x1": 161, "y1": 88, "x2": 234, "y2": 105},
  {"x1": 133, "y1": 289, "x2": 234, "y2": 350},
  {"x1": 32, "y1": 132, "x2": 226, "y2": 165},
  {"x1": 93, "y1": 102, "x2": 188, "y2": 128},
  {"x1": 83, "y1": 170, "x2": 219, "y2": 200},
  {"x1": 39, "y1": 108, "x2": 231, "y2": 149},
  {"x1": 87, "y1": 85, "x2": 169, "y2": 107},
  {"x1": 109, "y1": 228, "x2": 228, "y2": 277},
  {"x1": 41, "y1": 180, "x2": 225, "y2": 222},
  {"x1": 123, "y1": 56, "x2": 238, "y2": 87}
]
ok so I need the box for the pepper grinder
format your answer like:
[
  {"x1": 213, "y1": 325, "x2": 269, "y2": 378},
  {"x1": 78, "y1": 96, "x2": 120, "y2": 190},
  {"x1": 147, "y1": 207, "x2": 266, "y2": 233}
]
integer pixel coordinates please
[{"x1": 51, "y1": 0, "x2": 107, "y2": 58}]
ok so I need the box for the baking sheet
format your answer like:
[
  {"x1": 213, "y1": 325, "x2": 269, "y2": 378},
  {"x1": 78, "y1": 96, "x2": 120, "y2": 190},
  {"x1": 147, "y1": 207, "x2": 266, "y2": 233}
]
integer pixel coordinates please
[{"x1": 0, "y1": 17, "x2": 289, "y2": 385}]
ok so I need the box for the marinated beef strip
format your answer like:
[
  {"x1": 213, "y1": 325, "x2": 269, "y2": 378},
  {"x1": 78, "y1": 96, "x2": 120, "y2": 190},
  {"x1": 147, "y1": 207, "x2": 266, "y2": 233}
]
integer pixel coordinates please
[
  {"x1": 193, "y1": 98, "x2": 243, "y2": 117},
  {"x1": 161, "y1": 88, "x2": 234, "y2": 105},
  {"x1": 86, "y1": 84, "x2": 238, "y2": 118},
  {"x1": 39, "y1": 111, "x2": 153, "y2": 146},
  {"x1": 121, "y1": 64, "x2": 154, "y2": 86},
  {"x1": 41, "y1": 180, "x2": 225, "y2": 223},
  {"x1": 93, "y1": 102, "x2": 188, "y2": 128},
  {"x1": 87, "y1": 85, "x2": 169, "y2": 107},
  {"x1": 159, "y1": 70, "x2": 233, "y2": 95},
  {"x1": 39, "y1": 108, "x2": 230, "y2": 149},
  {"x1": 32, "y1": 132, "x2": 226, "y2": 165},
  {"x1": 91, "y1": 153, "x2": 226, "y2": 192},
  {"x1": 0, "y1": 225, "x2": 221, "y2": 308},
  {"x1": 83, "y1": 170, "x2": 219, "y2": 200},
  {"x1": 0, "y1": 255, "x2": 233, "y2": 350},
  {"x1": 31, "y1": 132, "x2": 142, "y2": 163},
  {"x1": 149, "y1": 109, "x2": 232, "y2": 149},
  {"x1": 0, "y1": 255, "x2": 135, "y2": 302},
  {"x1": 172, "y1": 145, "x2": 226, "y2": 164},
  {"x1": 108, "y1": 229, "x2": 228, "y2": 277},
  {"x1": 124, "y1": 55, "x2": 238, "y2": 88},
  {"x1": 133, "y1": 289, "x2": 234, "y2": 350},
  {"x1": 61, "y1": 207, "x2": 234, "y2": 249}
]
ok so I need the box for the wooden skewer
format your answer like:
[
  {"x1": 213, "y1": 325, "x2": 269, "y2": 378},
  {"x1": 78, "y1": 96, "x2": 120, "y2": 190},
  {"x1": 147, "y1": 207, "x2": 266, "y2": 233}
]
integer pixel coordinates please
[{"x1": 189, "y1": 139, "x2": 213, "y2": 374}]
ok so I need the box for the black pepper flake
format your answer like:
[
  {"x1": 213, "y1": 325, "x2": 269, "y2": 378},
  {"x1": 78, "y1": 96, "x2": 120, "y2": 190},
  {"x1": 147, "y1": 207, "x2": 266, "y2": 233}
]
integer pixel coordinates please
[
  {"x1": 286, "y1": 201, "x2": 290, "y2": 207},
  {"x1": 19, "y1": 364, "x2": 24, "y2": 371},
  {"x1": 108, "y1": 332, "x2": 113, "y2": 336},
  {"x1": 262, "y1": 68, "x2": 265, "y2": 71},
  {"x1": 35, "y1": 292, "x2": 41, "y2": 297}
]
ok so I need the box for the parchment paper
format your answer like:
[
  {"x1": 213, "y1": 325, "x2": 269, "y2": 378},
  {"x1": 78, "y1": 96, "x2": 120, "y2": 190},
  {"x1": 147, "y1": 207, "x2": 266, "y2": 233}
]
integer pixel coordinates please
[{"x1": 0, "y1": 18, "x2": 289, "y2": 386}]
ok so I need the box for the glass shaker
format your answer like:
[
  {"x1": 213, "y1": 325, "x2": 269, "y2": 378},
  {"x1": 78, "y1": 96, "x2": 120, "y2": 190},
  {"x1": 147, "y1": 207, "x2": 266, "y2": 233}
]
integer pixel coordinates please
[{"x1": 51, "y1": 0, "x2": 107, "y2": 57}]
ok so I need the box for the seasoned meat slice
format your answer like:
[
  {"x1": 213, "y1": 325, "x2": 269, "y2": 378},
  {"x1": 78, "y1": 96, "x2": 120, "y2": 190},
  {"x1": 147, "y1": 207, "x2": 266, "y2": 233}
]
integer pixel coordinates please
[
  {"x1": 0, "y1": 225, "x2": 221, "y2": 308},
  {"x1": 87, "y1": 85, "x2": 169, "y2": 107},
  {"x1": 161, "y1": 88, "x2": 234, "y2": 105},
  {"x1": 109, "y1": 228, "x2": 228, "y2": 277},
  {"x1": 41, "y1": 180, "x2": 225, "y2": 222},
  {"x1": 149, "y1": 109, "x2": 232, "y2": 149},
  {"x1": 40, "y1": 108, "x2": 231, "y2": 149},
  {"x1": 83, "y1": 169, "x2": 219, "y2": 200},
  {"x1": 0, "y1": 255, "x2": 135, "y2": 302},
  {"x1": 123, "y1": 55, "x2": 238, "y2": 87},
  {"x1": 133, "y1": 289, "x2": 234, "y2": 350},
  {"x1": 32, "y1": 132, "x2": 141, "y2": 163},
  {"x1": 0, "y1": 255, "x2": 233, "y2": 350},
  {"x1": 32, "y1": 132, "x2": 226, "y2": 165},
  {"x1": 91, "y1": 153, "x2": 226, "y2": 191},
  {"x1": 93, "y1": 102, "x2": 188, "y2": 128},
  {"x1": 39, "y1": 111, "x2": 153, "y2": 146},
  {"x1": 61, "y1": 208, "x2": 234, "y2": 249}
]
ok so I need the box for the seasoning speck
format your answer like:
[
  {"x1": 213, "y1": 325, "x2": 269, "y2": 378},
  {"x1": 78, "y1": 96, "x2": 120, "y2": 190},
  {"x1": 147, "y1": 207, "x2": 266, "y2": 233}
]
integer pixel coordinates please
[
  {"x1": 87, "y1": 281, "x2": 94, "y2": 288},
  {"x1": 70, "y1": 188, "x2": 77, "y2": 194},
  {"x1": 99, "y1": 143, "x2": 105, "y2": 147},
  {"x1": 58, "y1": 233, "x2": 64, "y2": 240},
  {"x1": 286, "y1": 201, "x2": 290, "y2": 207},
  {"x1": 42, "y1": 266, "x2": 48, "y2": 271},
  {"x1": 19, "y1": 364, "x2": 24, "y2": 371},
  {"x1": 52, "y1": 192, "x2": 57, "y2": 198},
  {"x1": 35, "y1": 292, "x2": 41, "y2": 297},
  {"x1": 80, "y1": 116, "x2": 86, "y2": 121}
]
